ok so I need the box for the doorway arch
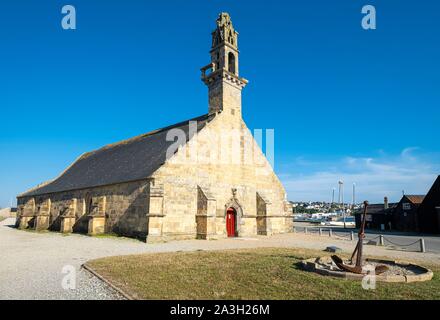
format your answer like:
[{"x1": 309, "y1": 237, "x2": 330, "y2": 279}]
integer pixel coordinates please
[
  {"x1": 226, "y1": 207, "x2": 237, "y2": 237},
  {"x1": 224, "y1": 195, "x2": 243, "y2": 237}
]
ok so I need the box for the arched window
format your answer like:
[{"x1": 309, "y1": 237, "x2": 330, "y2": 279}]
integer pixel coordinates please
[{"x1": 228, "y1": 52, "x2": 236, "y2": 74}]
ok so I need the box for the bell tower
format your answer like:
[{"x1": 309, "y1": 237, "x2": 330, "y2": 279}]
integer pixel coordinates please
[{"x1": 201, "y1": 13, "x2": 248, "y2": 117}]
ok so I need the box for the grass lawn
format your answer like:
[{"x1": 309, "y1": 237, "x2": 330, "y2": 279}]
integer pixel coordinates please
[{"x1": 87, "y1": 247, "x2": 440, "y2": 300}]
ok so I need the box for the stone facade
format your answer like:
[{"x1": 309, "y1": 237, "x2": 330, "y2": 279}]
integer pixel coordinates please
[
  {"x1": 149, "y1": 111, "x2": 293, "y2": 241},
  {"x1": 17, "y1": 180, "x2": 151, "y2": 239},
  {"x1": 15, "y1": 12, "x2": 293, "y2": 242}
]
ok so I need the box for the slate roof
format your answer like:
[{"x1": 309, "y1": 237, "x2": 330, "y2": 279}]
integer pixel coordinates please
[
  {"x1": 354, "y1": 203, "x2": 397, "y2": 215},
  {"x1": 19, "y1": 113, "x2": 215, "y2": 197},
  {"x1": 403, "y1": 195, "x2": 425, "y2": 204}
]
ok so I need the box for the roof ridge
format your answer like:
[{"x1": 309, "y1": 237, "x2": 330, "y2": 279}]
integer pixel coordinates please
[
  {"x1": 18, "y1": 113, "x2": 216, "y2": 198},
  {"x1": 86, "y1": 113, "x2": 211, "y2": 156}
]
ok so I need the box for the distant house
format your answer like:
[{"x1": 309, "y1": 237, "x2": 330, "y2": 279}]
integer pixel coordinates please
[
  {"x1": 417, "y1": 176, "x2": 440, "y2": 234},
  {"x1": 354, "y1": 197, "x2": 397, "y2": 230},
  {"x1": 354, "y1": 175, "x2": 440, "y2": 234},
  {"x1": 392, "y1": 195, "x2": 424, "y2": 232}
]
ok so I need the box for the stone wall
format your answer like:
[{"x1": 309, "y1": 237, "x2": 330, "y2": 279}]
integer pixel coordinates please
[
  {"x1": 16, "y1": 180, "x2": 150, "y2": 239},
  {"x1": 15, "y1": 114, "x2": 293, "y2": 242},
  {"x1": 151, "y1": 111, "x2": 293, "y2": 240}
]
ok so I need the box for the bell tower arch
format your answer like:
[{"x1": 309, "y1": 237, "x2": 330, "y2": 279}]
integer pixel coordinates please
[{"x1": 201, "y1": 13, "x2": 248, "y2": 118}]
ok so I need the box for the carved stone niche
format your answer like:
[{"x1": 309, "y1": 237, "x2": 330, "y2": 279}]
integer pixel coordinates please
[
  {"x1": 17, "y1": 198, "x2": 36, "y2": 230},
  {"x1": 59, "y1": 199, "x2": 77, "y2": 233},
  {"x1": 87, "y1": 196, "x2": 106, "y2": 236},
  {"x1": 34, "y1": 198, "x2": 52, "y2": 231},
  {"x1": 196, "y1": 186, "x2": 217, "y2": 240}
]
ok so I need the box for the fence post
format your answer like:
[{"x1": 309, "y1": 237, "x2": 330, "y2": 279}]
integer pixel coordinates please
[
  {"x1": 420, "y1": 238, "x2": 426, "y2": 253},
  {"x1": 350, "y1": 231, "x2": 354, "y2": 241},
  {"x1": 305, "y1": 227, "x2": 308, "y2": 235},
  {"x1": 319, "y1": 228, "x2": 322, "y2": 236},
  {"x1": 329, "y1": 229, "x2": 332, "y2": 237},
  {"x1": 379, "y1": 235, "x2": 384, "y2": 246}
]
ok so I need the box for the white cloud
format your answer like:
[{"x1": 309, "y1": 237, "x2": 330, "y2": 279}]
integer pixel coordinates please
[{"x1": 280, "y1": 148, "x2": 439, "y2": 203}]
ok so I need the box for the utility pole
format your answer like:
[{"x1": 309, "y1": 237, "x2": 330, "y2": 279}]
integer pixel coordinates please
[
  {"x1": 338, "y1": 181, "x2": 342, "y2": 205},
  {"x1": 339, "y1": 180, "x2": 346, "y2": 228},
  {"x1": 352, "y1": 183, "x2": 356, "y2": 209},
  {"x1": 332, "y1": 188, "x2": 335, "y2": 204}
]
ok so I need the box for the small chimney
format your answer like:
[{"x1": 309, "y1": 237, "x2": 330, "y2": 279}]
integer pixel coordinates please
[{"x1": 384, "y1": 197, "x2": 389, "y2": 210}]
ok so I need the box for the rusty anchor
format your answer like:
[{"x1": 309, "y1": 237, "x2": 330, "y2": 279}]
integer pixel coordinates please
[{"x1": 331, "y1": 201, "x2": 388, "y2": 275}]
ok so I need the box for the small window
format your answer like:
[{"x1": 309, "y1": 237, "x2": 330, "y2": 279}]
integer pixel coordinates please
[{"x1": 228, "y1": 52, "x2": 236, "y2": 74}]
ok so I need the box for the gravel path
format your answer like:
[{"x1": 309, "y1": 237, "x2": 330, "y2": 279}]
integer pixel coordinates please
[{"x1": 1, "y1": 218, "x2": 439, "y2": 299}]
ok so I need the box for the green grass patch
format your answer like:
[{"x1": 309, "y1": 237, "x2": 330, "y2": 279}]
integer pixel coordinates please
[{"x1": 87, "y1": 248, "x2": 440, "y2": 300}]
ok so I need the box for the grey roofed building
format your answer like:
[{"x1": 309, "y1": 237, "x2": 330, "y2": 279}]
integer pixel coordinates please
[
  {"x1": 355, "y1": 203, "x2": 397, "y2": 215},
  {"x1": 354, "y1": 199, "x2": 397, "y2": 230},
  {"x1": 20, "y1": 113, "x2": 214, "y2": 197},
  {"x1": 415, "y1": 176, "x2": 440, "y2": 233},
  {"x1": 15, "y1": 12, "x2": 294, "y2": 242}
]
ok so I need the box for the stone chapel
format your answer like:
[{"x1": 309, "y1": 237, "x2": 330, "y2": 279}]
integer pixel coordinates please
[{"x1": 16, "y1": 13, "x2": 293, "y2": 242}]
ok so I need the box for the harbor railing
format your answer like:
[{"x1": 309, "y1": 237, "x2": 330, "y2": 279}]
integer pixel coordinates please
[{"x1": 293, "y1": 226, "x2": 427, "y2": 253}]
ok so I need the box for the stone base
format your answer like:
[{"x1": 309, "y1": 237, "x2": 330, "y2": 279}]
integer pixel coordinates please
[
  {"x1": 35, "y1": 215, "x2": 50, "y2": 231},
  {"x1": 301, "y1": 256, "x2": 433, "y2": 283},
  {"x1": 196, "y1": 215, "x2": 217, "y2": 240},
  {"x1": 147, "y1": 216, "x2": 163, "y2": 239},
  {"x1": 146, "y1": 232, "x2": 208, "y2": 243},
  {"x1": 145, "y1": 235, "x2": 168, "y2": 243},
  {"x1": 60, "y1": 216, "x2": 76, "y2": 233},
  {"x1": 88, "y1": 216, "x2": 105, "y2": 235},
  {"x1": 196, "y1": 233, "x2": 219, "y2": 240},
  {"x1": 17, "y1": 216, "x2": 34, "y2": 229}
]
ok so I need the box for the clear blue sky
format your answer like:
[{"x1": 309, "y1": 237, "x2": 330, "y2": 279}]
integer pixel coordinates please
[{"x1": 0, "y1": 0, "x2": 439, "y2": 207}]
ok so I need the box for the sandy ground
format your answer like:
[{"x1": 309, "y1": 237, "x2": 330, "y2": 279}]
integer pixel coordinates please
[{"x1": 1, "y1": 218, "x2": 439, "y2": 299}]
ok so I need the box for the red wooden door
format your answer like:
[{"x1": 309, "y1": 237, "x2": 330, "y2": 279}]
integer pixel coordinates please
[{"x1": 226, "y1": 208, "x2": 236, "y2": 237}]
